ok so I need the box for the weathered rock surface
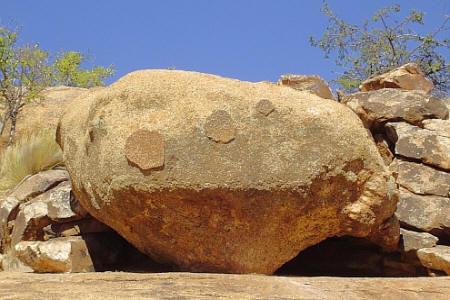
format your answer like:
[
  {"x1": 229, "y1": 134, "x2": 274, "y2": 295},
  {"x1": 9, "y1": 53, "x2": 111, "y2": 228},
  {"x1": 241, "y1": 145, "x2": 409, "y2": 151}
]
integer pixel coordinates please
[
  {"x1": 342, "y1": 89, "x2": 448, "y2": 130},
  {"x1": 443, "y1": 98, "x2": 450, "y2": 112},
  {"x1": 359, "y1": 63, "x2": 434, "y2": 93},
  {"x1": 46, "y1": 181, "x2": 79, "y2": 221},
  {"x1": 422, "y1": 119, "x2": 450, "y2": 138},
  {"x1": 9, "y1": 169, "x2": 69, "y2": 202},
  {"x1": 15, "y1": 236, "x2": 95, "y2": 273},
  {"x1": 278, "y1": 74, "x2": 335, "y2": 100},
  {"x1": 386, "y1": 122, "x2": 450, "y2": 170},
  {"x1": 1, "y1": 169, "x2": 167, "y2": 273},
  {"x1": 417, "y1": 245, "x2": 450, "y2": 275},
  {"x1": 374, "y1": 134, "x2": 394, "y2": 165},
  {"x1": 400, "y1": 228, "x2": 438, "y2": 252},
  {"x1": 0, "y1": 170, "x2": 69, "y2": 244},
  {"x1": 0, "y1": 272, "x2": 449, "y2": 300},
  {"x1": 57, "y1": 70, "x2": 398, "y2": 274},
  {"x1": 390, "y1": 159, "x2": 450, "y2": 197},
  {"x1": 0, "y1": 196, "x2": 20, "y2": 249},
  {"x1": 10, "y1": 181, "x2": 76, "y2": 246},
  {"x1": 43, "y1": 218, "x2": 110, "y2": 239},
  {"x1": 396, "y1": 188, "x2": 450, "y2": 235}
]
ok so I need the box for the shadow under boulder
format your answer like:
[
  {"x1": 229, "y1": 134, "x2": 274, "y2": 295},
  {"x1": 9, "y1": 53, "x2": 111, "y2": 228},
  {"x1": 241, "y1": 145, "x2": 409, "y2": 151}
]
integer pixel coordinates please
[
  {"x1": 275, "y1": 236, "x2": 431, "y2": 277},
  {"x1": 82, "y1": 230, "x2": 172, "y2": 273}
]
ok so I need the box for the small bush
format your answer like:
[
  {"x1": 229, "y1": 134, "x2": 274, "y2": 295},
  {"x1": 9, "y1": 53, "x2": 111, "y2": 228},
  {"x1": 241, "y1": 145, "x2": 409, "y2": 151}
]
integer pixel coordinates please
[{"x1": 0, "y1": 129, "x2": 63, "y2": 191}]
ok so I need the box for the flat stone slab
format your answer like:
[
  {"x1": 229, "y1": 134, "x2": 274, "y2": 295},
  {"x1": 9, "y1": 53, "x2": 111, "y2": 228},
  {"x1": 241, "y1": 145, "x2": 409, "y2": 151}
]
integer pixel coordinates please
[
  {"x1": 9, "y1": 170, "x2": 69, "y2": 202},
  {"x1": 396, "y1": 188, "x2": 450, "y2": 233},
  {"x1": 0, "y1": 272, "x2": 449, "y2": 300},
  {"x1": 390, "y1": 159, "x2": 450, "y2": 197},
  {"x1": 400, "y1": 228, "x2": 438, "y2": 252},
  {"x1": 386, "y1": 122, "x2": 450, "y2": 170}
]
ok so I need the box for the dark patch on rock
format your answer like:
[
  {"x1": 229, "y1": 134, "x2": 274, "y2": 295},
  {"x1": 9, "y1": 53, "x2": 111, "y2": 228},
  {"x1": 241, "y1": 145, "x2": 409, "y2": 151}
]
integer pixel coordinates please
[
  {"x1": 125, "y1": 129, "x2": 165, "y2": 171},
  {"x1": 255, "y1": 99, "x2": 275, "y2": 116},
  {"x1": 204, "y1": 110, "x2": 236, "y2": 143}
]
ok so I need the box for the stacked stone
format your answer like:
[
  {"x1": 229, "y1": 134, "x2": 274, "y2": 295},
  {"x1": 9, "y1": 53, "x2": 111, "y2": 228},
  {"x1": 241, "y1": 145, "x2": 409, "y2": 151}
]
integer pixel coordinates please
[
  {"x1": 343, "y1": 63, "x2": 450, "y2": 276},
  {"x1": 0, "y1": 169, "x2": 118, "y2": 273}
]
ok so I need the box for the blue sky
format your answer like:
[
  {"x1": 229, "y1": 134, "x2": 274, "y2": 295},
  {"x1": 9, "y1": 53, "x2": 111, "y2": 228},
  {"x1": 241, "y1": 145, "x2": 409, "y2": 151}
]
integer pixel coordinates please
[{"x1": 1, "y1": 0, "x2": 449, "y2": 85}]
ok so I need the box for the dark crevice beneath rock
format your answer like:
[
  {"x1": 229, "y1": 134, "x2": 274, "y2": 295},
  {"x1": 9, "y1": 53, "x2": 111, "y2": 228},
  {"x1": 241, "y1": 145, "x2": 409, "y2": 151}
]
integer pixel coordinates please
[
  {"x1": 395, "y1": 155, "x2": 450, "y2": 173},
  {"x1": 81, "y1": 229, "x2": 173, "y2": 273},
  {"x1": 274, "y1": 236, "x2": 430, "y2": 277}
]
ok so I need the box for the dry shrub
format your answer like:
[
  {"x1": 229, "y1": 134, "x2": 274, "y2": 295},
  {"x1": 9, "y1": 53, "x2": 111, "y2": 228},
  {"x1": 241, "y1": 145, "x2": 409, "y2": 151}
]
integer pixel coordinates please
[{"x1": 0, "y1": 129, "x2": 63, "y2": 191}]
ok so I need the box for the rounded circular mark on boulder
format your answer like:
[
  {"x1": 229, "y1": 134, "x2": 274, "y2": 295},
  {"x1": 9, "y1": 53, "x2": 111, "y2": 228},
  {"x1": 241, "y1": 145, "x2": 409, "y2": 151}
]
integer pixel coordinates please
[
  {"x1": 204, "y1": 110, "x2": 236, "y2": 143},
  {"x1": 125, "y1": 129, "x2": 165, "y2": 171},
  {"x1": 255, "y1": 99, "x2": 275, "y2": 116}
]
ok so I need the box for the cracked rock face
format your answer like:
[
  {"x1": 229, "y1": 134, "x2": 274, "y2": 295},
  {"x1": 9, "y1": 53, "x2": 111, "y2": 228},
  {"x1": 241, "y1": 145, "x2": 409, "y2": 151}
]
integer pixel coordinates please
[
  {"x1": 15, "y1": 237, "x2": 95, "y2": 273},
  {"x1": 386, "y1": 122, "x2": 450, "y2": 171},
  {"x1": 342, "y1": 89, "x2": 448, "y2": 130},
  {"x1": 390, "y1": 159, "x2": 450, "y2": 197},
  {"x1": 57, "y1": 70, "x2": 398, "y2": 274}
]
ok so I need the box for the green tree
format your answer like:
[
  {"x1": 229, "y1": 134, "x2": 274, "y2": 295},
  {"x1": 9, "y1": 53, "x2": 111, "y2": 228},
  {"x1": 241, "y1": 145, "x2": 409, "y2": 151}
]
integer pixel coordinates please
[
  {"x1": 310, "y1": 1, "x2": 449, "y2": 95},
  {"x1": 52, "y1": 51, "x2": 114, "y2": 88},
  {"x1": 0, "y1": 26, "x2": 52, "y2": 146},
  {"x1": 0, "y1": 25, "x2": 115, "y2": 146}
]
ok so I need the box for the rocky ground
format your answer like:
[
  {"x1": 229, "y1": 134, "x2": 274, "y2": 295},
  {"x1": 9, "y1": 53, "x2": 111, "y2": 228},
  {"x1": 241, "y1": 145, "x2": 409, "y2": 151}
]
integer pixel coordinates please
[{"x1": 0, "y1": 272, "x2": 449, "y2": 300}]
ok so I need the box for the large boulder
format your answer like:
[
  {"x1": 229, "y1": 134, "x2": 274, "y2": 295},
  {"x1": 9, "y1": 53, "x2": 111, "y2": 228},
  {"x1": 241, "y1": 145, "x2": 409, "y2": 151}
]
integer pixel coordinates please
[
  {"x1": 359, "y1": 63, "x2": 434, "y2": 93},
  {"x1": 57, "y1": 70, "x2": 398, "y2": 274}
]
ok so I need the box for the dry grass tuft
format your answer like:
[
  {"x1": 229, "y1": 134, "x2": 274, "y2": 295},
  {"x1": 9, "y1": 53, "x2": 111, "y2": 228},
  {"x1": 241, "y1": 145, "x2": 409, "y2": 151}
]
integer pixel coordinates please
[
  {"x1": 0, "y1": 246, "x2": 29, "y2": 272},
  {"x1": 0, "y1": 129, "x2": 63, "y2": 191}
]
